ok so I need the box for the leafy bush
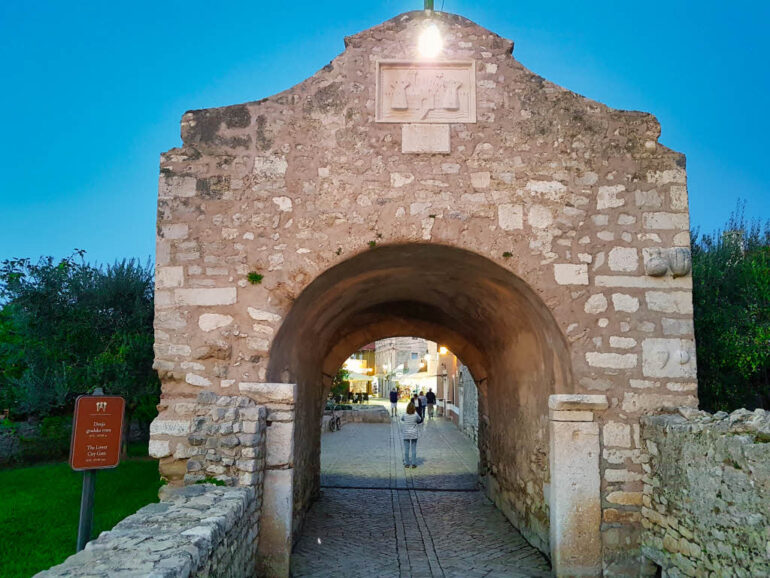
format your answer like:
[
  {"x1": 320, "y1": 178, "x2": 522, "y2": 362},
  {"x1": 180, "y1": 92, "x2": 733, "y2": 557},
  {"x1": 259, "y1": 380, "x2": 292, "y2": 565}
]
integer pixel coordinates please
[
  {"x1": 0, "y1": 252, "x2": 160, "y2": 428},
  {"x1": 692, "y1": 206, "x2": 770, "y2": 411},
  {"x1": 18, "y1": 416, "x2": 73, "y2": 463}
]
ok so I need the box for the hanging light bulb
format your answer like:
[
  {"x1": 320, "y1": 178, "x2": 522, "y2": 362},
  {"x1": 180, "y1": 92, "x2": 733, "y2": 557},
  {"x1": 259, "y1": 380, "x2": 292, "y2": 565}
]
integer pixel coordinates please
[{"x1": 418, "y1": 23, "x2": 443, "y2": 59}]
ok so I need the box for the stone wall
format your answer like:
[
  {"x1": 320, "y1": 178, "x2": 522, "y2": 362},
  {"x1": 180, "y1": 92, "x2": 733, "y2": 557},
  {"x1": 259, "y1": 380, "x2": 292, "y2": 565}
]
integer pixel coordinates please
[
  {"x1": 640, "y1": 408, "x2": 770, "y2": 577},
  {"x1": 149, "y1": 391, "x2": 267, "y2": 487},
  {"x1": 458, "y1": 364, "x2": 478, "y2": 443},
  {"x1": 37, "y1": 485, "x2": 260, "y2": 577}
]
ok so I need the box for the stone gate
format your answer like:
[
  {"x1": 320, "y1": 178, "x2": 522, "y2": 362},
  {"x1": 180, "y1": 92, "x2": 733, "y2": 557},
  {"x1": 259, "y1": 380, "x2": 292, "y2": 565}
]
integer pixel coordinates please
[{"x1": 150, "y1": 10, "x2": 696, "y2": 577}]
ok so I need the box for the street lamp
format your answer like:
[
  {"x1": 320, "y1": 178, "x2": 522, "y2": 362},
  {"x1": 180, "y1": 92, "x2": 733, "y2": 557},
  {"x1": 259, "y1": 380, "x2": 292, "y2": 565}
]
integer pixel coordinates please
[
  {"x1": 418, "y1": 22, "x2": 443, "y2": 59},
  {"x1": 418, "y1": 0, "x2": 442, "y2": 59}
]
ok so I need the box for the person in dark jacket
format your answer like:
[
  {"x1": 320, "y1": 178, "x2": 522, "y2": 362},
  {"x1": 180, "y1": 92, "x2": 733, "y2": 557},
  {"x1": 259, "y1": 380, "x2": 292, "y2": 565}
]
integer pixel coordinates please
[
  {"x1": 389, "y1": 388, "x2": 398, "y2": 417},
  {"x1": 426, "y1": 388, "x2": 437, "y2": 419}
]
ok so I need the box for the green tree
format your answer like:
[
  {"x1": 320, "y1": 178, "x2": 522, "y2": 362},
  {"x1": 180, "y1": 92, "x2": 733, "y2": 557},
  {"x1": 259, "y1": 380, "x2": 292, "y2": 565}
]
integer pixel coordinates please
[
  {"x1": 330, "y1": 368, "x2": 350, "y2": 399},
  {"x1": 692, "y1": 207, "x2": 770, "y2": 411},
  {"x1": 0, "y1": 252, "x2": 159, "y2": 430}
]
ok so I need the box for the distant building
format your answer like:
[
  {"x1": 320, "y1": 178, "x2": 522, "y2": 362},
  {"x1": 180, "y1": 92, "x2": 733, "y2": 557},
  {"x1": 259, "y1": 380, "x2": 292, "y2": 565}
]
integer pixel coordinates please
[{"x1": 343, "y1": 343, "x2": 376, "y2": 395}]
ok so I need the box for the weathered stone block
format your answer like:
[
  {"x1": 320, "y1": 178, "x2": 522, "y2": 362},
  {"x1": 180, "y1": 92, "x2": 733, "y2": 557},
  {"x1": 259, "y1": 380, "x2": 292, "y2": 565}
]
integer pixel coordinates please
[
  {"x1": 401, "y1": 124, "x2": 450, "y2": 154},
  {"x1": 553, "y1": 264, "x2": 589, "y2": 285},
  {"x1": 156, "y1": 266, "x2": 184, "y2": 289},
  {"x1": 498, "y1": 203, "x2": 523, "y2": 230},
  {"x1": 150, "y1": 419, "x2": 190, "y2": 436},
  {"x1": 585, "y1": 352, "x2": 638, "y2": 369},
  {"x1": 641, "y1": 338, "x2": 696, "y2": 378},
  {"x1": 266, "y1": 422, "x2": 294, "y2": 467},
  {"x1": 174, "y1": 287, "x2": 237, "y2": 306},
  {"x1": 198, "y1": 313, "x2": 234, "y2": 332},
  {"x1": 148, "y1": 439, "x2": 171, "y2": 458},
  {"x1": 238, "y1": 382, "x2": 296, "y2": 405},
  {"x1": 645, "y1": 291, "x2": 693, "y2": 314}
]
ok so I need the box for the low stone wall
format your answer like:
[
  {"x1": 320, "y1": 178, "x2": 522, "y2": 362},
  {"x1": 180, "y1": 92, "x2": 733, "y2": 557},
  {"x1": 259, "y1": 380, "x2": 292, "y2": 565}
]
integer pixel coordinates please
[
  {"x1": 37, "y1": 484, "x2": 260, "y2": 577},
  {"x1": 641, "y1": 408, "x2": 770, "y2": 577},
  {"x1": 149, "y1": 392, "x2": 267, "y2": 487},
  {"x1": 320, "y1": 405, "x2": 390, "y2": 432}
]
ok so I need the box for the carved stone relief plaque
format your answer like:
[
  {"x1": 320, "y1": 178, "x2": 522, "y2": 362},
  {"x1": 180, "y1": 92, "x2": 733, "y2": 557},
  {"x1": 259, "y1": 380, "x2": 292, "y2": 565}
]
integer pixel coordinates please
[{"x1": 376, "y1": 60, "x2": 476, "y2": 123}]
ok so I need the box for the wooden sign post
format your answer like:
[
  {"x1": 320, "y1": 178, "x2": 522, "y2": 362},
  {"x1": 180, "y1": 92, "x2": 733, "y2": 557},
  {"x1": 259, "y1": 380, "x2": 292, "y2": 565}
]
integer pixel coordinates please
[{"x1": 69, "y1": 388, "x2": 125, "y2": 551}]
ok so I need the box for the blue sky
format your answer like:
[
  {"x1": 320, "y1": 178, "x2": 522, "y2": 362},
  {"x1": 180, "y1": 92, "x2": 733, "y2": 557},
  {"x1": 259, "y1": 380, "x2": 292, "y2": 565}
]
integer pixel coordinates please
[{"x1": 0, "y1": 0, "x2": 767, "y2": 265}]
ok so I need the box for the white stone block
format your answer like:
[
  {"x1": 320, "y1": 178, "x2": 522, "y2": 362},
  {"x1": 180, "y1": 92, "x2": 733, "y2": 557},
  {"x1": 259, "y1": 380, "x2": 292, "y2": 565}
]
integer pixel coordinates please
[
  {"x1": 259, "y1": 469, "x2": 294, "y2": 576},
  {"x1": 645, "y1": 291, "x2": 693, "y2": 314},
  {"x1": 266, "y1": 421, "x2": 294, "y2": 467},
  {"x1": 597, "y1": 185, "x2": 625, "y2": 209},
  {"x1": 608, "y1": 247, "x2": 638, "y2": 272},
  {"x1": 609, "y1": 336, "x2": 637, "y2": 349},
  {"x1": 635, "y1": 189, "x2": 662, "y2": 208},
  {"x1": 603, "y1": 422, "x2": 631, "y2": 448},
  {"x1": 549, "y1": 420, "x2": 602, "y2": 576},
  {"x1": 669, "y1": 185, "x2": 689, "y2": 210},
  {"x1": 498, "y1": 204, "x2": 523, "y2": 231},
  {"x1": 239, "y1": 382, "x2": 296, "y2": 404},
  {"x1": 549, "y1": 410, "x2": 594, "y2": 422},
  {"x1": 527, "y1": 180, "x2": 566, "y2": 197},
  {"x1": 554, "y1": 264, "x2": 588, "y2": 285},
  {"x1": 174, "y1": 287, "x2": 237, "y2": 306},
  {"x1": 528, "y1": 204, "x2": 553, "y2": 229},
  {"x1": 470, "y1": 171, "x2": 491, "y2": 189},
  {"x1": 246, "y1": 337, "x2": 270, "y2": 351},
  {"x1": 661, "y1": 318, "x2": 694, "y2": 336},
  {"x1": 400, "y1": 124, "x2": 451, "y2": 154},
  {"x1": 604, "y1": 469, "x2": 644, "y2": 483},
  {"x1": 621, "y1": 392, "x2": 697, "y2": 413},
  {"x1": 156, "y1": 266, "x2": 184, "y2": 289},
  {"x1": 198, "y1": 313, "x2": 234, "y2": 332},
  {"x1": 148, "y1": 439, "x2": 171, "y2": 458},
  {"x1": 150, "y1": 419, "x2": 189, "y2": 436},
  {"x1": 390, "y1": 172, "x2": 414, "y2": 187},
  {"x1": 642, "y1": 338, "x2": 697, "y2": 378},
  {"x1": 611, "y1": 293, "x2": 639, "y2": 312},
  {"x1": 647, "y1": 168, "x2": 686, "y2": 185},
  {"x1": 253, "y1": 155, "x2": 287, "y2": 178},
  {"x1": 584, "y1": 294, "x2": 608, "y2": 314},
  {"x1": 247, "y1": 307, "x2": 282, "y2": 323},
  {"x1": 185, "y1": 373, "x2": 212, "y2": 387},
  {"x1": 160, "y1": 223, "x2": 189, "y2": 240},
  {"x1": 548, "y1": 394, "x2": 608, "y2": 411},
  {"x1": 643, "y1": 212, "x2": 689, "y2": 230},
  {"x1": 585, "y1": 352, "x2": 638, "y2": 369},
  {"x1": 272, "y1": 196, "x2": 292, "y2": 212},
  {"x1": 159, "y1": 176, "x2": 197, "y2": 198}
]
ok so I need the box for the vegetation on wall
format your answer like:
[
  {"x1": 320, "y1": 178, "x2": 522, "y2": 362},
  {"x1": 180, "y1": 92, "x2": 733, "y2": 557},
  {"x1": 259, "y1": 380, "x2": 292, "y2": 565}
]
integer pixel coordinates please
[
  {"x1": 0, "y1": 252, "x2": 160, "y2": 428},
  {"x1": 692, "y1": 207, "x2": 770, "y2": 412}
]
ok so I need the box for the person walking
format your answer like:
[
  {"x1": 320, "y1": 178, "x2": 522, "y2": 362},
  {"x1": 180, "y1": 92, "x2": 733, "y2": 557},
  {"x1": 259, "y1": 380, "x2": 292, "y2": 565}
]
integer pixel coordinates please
[
  {"x1": 418, "y1": 391, "x2": 428, "y2": 419},
  {"x1": 401, "y1": 401, "x2": 423, "y2": 468},
  {"x1": 426, "y1": 388, "x2": 437, "y2": 419},
  {"x1": 389, "y1": 387, "x2": 399, "y2": 417}
]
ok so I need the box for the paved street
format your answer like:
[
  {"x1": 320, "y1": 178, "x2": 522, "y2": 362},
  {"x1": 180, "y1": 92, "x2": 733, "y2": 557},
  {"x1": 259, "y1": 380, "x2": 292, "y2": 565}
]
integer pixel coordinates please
[{"x1": 291, "y1": 408, "x2": 551, "y2": 577}]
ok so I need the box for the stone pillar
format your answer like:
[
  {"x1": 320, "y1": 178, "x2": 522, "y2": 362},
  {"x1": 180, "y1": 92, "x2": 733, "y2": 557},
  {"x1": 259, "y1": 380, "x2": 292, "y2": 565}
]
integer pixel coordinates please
[
  {"x1": 548, "y1": 394, "x2": 608, "y2": 577},
  {"x1": 238, "y1": 382, "x2": 296, "y2": 578}
]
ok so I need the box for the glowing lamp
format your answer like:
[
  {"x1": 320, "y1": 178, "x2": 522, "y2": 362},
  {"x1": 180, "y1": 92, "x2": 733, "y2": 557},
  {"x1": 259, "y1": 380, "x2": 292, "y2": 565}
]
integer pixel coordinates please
[
  {"x1": 418, "y1": 23, "x2": 443, "y2": 59},
  {"x1": 439, "y1": 346, "x2": 448, "y2": 355}
]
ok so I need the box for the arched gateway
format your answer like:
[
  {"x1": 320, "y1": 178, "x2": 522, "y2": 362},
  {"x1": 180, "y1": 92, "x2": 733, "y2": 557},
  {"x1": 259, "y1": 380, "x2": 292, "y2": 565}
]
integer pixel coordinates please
[{"x1": 151, "y1": 11, "x2": 697, "y2": 577}]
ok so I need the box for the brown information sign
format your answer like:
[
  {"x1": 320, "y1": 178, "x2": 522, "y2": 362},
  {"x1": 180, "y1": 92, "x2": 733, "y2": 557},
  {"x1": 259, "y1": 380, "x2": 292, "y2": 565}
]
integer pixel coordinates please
[{"x1": 70, "y1": 395, "x2": 125, "y2": 471}]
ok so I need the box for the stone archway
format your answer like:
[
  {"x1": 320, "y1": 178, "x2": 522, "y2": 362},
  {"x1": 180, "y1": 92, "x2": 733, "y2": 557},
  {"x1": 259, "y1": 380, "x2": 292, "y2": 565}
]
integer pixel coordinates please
[
  {"x1": 267, "y1": 243, "x2": 572, "y2": 557},
  {"x1": 151, "y1": 9, "x2": 697, "y2": 577}
]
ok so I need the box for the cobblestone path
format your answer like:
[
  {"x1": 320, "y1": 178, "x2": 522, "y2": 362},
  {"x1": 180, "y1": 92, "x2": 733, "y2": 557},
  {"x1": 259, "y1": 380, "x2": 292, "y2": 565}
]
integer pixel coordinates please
[{"x1": 291, "y1": 409, "x2": 551, "y2": 577}]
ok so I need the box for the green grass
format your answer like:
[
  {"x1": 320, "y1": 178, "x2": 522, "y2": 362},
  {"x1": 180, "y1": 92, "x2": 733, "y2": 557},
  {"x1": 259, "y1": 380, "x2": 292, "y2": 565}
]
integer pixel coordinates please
[{"x1": 0, "y1": 445, "x2": 162, "y2": 577}]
